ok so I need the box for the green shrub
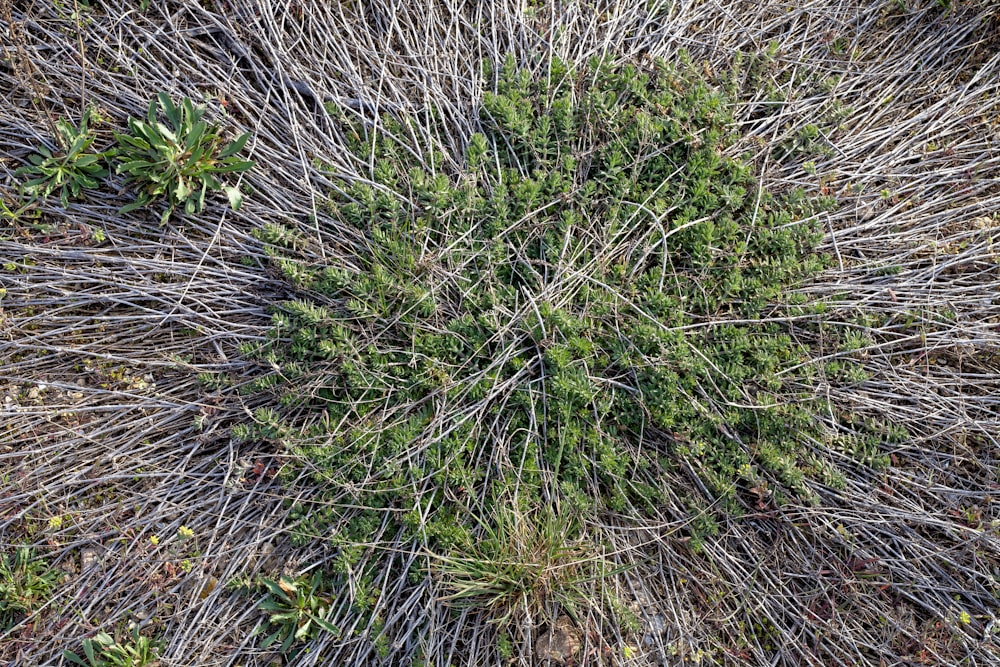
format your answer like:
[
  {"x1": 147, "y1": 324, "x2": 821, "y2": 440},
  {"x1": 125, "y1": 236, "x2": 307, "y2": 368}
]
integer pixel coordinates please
[{"x1": 243, "y1": 53, "x2": 836, "y2": 626}]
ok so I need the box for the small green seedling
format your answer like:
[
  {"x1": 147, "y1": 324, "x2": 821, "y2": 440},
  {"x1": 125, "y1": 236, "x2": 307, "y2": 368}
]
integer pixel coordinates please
[
  {"x1": 114, "y1": 93, "x2": 253, "y2": 223},
  {"x1": 257, "y1": 572, "x2": 340, "y2": 654},
  {"x1": 62, "y1": 627, "x2": 162, "y2": 667},
  {"x1": 15, "y1": 107, "x2": 108, "y2": 208}
]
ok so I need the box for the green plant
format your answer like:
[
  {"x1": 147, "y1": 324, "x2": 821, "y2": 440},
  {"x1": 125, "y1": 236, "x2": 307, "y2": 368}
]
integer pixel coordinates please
[
  {"x1": 15, "y1": 107, "x2": 108, "y2": 208},
  {"x1": 0, "y1": 547, "x2": 61, "y2": 631},
  {"x1": 435, "y1": 507, "x2": 614, "y2": 627},
  {"x1": 257, "y1": 572, "x2": 340, "y2": 654},
  {"x1": 114, "y1": 93, "x2": 253, "y2": 223},
  {"x1": 63, "y1": 627, "x2": 162, "y2": 667},
  {"x1": 243, "y1": 53, "x2": 844, "y2": 631}
]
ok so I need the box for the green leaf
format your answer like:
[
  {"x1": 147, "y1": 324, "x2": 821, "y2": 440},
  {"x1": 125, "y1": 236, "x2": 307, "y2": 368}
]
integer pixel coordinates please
[
  {"x1": 185, "y1": 121, "x2": 207, "y2": 150},
  {"x1": 261, "y1": 577, "x2": 293, "y2": 601},
  {"x1": 61, "y1": 650, "x2": 88, "y2": 666},
  {"x1": 294, "y1": 618, "x2": 313, "y2": 640},
  {"x1": 314, "y1": 616, "x2": 340, "y2": 635},
  {"x1": 158, "y1": 93, "x2": 180, "y2": 129},
  {"x1": 225, "y1": 186, "x2": 243, "y2": 210},
  {"x1": 280, "y1": 628, "x2": 296, "y2": 653},
  {"x1": 79, "y1": 107, "x2": 93, "y2": 133},
  {"x1": 197, "y1": 179, "x2": 208, "y2": 211},
  {"x1": 187, "y1": 144, "x2": 206, "y2": 165},
  {"x1": 259, "y1": 627, "x2": 282, "y2": 649},
  {"x1": 214, "y1": 160, "x2": 254, "y2": 174},
  {"x1": 73, "y1": 154, "x2": 101, "y2": 167},
  {"x1": 174, "y1": 178, "x2": 190, "y2": 202},
  {"x1": 118, "y1": 160, "x2": 157, "y2": 172},
  {"x1": 68, "y1": 132, "x2": 89, "y2": 156},
  {"x1": 182, "y1": 97, "x2": 203, "y2": 124},
  {"x1": 75, "y1": 175, "x2": 98, "y2": 189},
  {"x1": 147, "y1": 96, "x2": 158, "y2": 125},
  {"x1": 116, "y1": 133, "x2": 151, "y2": 151},
  {"x1": 218, "y1": 132, "x2": 250, "y2": 158},
  {"x1": 129, "y1": 120, "x2": 159, "y2": 146},
  {"x1": 258, "y1": 599, "x2": 285, "y2": 612},
  {"x1": 155, "y1": 122, "x2": 178, "y2": 144},
  {"x1": 120, "y1": 199, "x2": 147, "y2": 214}
]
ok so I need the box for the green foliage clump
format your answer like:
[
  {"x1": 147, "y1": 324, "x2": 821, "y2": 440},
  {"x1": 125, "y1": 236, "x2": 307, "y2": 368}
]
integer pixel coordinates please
[
  {"x1": 62, "y1": 627, "x2": 162, "y2": 667},
  {"x1": 13, "y1": 95, "x2": 253, "y2": 224},
  {"x1": 256, "y1": 572, "x2": 340, "y2": 655},
  {"x1": 114, "y1": 93, "x2": 253, "y2": 222},
  {"x1": 435, "y1": 507, "x2": 610, "y2": 626},
  {"x1": 245, "y1": 53, "x2": 837, "y2": 622},
  {"x1": 15, "y1": 107, "x2": 108, "y2": 208},
  {"x1": 0, "y1": 547, "x2": 61, "y2": 631}
]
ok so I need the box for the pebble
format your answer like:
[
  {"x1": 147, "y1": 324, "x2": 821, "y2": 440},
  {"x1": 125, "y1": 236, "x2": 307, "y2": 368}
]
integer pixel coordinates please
[
  {"x1": 642, "y1": 614, "x2": 669, "y2": 647},
  {"x1": 81, "y1": 547, "x2": 100, "y2": 571},
  {"x1": 535, "y1": 616, "x2": 581, "y2": 665},
  {"x1": 257, "y1": 540, "x2": 276, "y2": 568}
]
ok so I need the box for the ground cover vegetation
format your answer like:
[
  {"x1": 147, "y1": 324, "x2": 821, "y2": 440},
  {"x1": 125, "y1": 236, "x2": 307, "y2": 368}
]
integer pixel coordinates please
[
  {"x1": 1, "y1": 0, "x2": 999, "y2": 665},
  {"x1": 242, "y1": 51, "x2": 839, "y2": 629}
]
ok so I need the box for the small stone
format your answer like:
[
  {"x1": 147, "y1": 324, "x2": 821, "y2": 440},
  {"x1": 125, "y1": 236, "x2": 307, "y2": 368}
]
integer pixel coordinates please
[
  {"x1": 81, "y1": 547, "x2": 100, "y2": 571},
  {"x1": 535, "y1": 616, "x2": 581, "y2": 665},
  {"x1": 256, "y1": 540, "x2": 277, "y2": 569},
  {"x1": 642, "y1": 614, "x2": 669, "y2": 647},
  {"x1": 197, "y1": 576, "x2": 219, "y2": 600}
]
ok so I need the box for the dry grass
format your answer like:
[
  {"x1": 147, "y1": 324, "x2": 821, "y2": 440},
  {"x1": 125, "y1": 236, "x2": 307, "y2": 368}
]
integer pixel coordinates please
[{"x1": 1, "y1": 0, "x2": 999, "y2": 664}]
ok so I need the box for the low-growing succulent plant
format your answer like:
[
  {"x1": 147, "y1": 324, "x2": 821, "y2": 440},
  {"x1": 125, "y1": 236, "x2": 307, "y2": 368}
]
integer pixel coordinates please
[{"x1": 242, "y1": 52, "x2": 840, "y2": 634}]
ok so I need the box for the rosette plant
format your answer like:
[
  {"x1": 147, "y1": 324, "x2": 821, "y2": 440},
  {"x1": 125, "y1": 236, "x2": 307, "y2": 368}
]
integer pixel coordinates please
[{"x1": 115, "y1": 93, "x2": 253, "y2": 223}]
